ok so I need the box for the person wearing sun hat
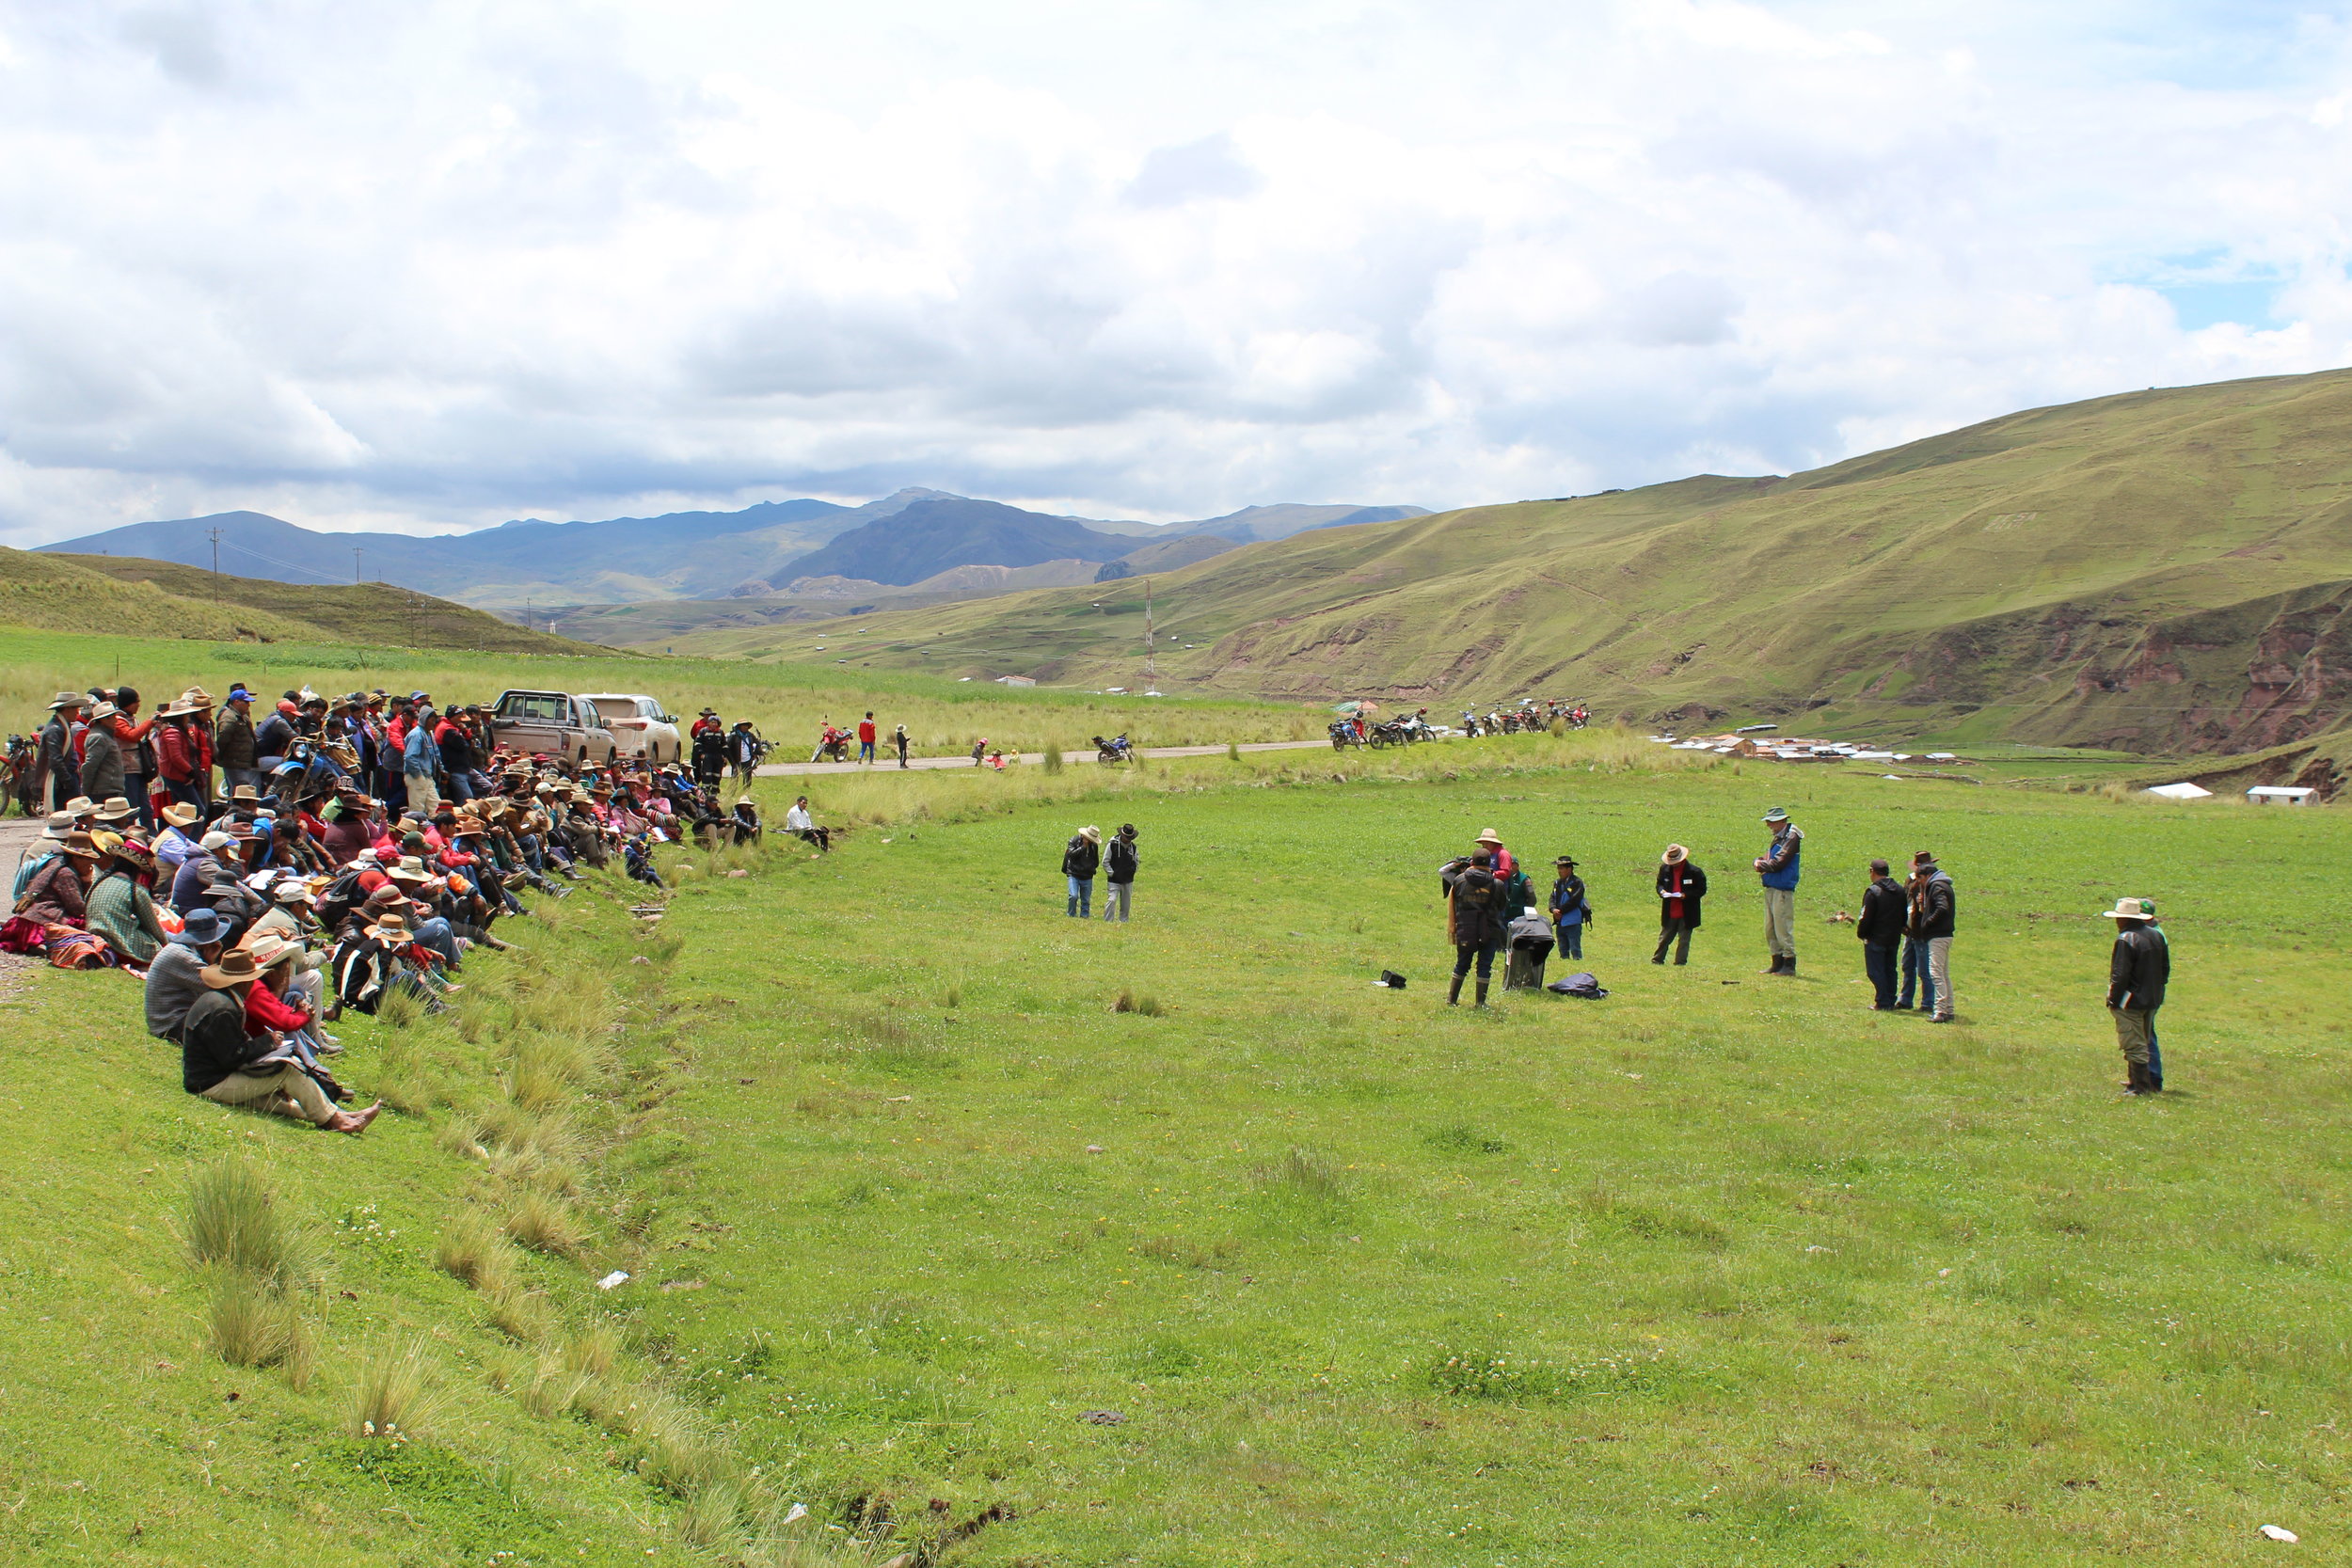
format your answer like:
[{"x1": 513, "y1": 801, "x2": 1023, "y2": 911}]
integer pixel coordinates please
[
  {"x1": 14, "y1": 830, "x2": 103, "y2": 929},
  {"x1": 179, "y1": 946, "x2": 379, "y2": 1133},
  {"x1": 2102, "y1": 896, "x2": 2170, "y2": 1095},
  {"x1": 83, "y1": 830, "x2": 167, "y2": 966},
  {"x1": 35, "y1": 691, "x2": 84, "y2": 813},
  {"x1": 1471, "y1": 827, "x2": 1517, "y2": 879},
  {"x1": 1653, "y1": 843, "x2": 1708, "y2": 966},
  {"x1": 1061, "y1": 824, "x2": 1103, "y2": 917},
  {"x1": 1548, "y1": 855, "x2": 1593, "y2": 962}
]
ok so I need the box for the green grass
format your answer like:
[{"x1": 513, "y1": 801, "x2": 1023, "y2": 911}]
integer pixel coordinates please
[
  {"x1": 1, "y1": 548, "x2": 586, "y2": 654},
  {"x1": 2, "y1": 733, "x2": 2344, "y2": 1563},
  {"x1": 691, "y1": 366, "x2": 2352, "y2": 762}
]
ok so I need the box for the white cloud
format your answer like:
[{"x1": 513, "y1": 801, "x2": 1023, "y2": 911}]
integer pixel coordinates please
[{"x1": 1, "y1": 0, "x2": 2350, "y2": 545}]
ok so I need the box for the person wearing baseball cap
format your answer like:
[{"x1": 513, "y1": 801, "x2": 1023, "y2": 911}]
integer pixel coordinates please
[
  {"x1": 215, "y1": 685, "x2": 263, "y2": 799},
  {"x1": 2102, "y1": 896, "x2": 2170, "y2": 1095},
  {"x1": 1754, "y1": 807, "x2": 1803, "y2": 974}
]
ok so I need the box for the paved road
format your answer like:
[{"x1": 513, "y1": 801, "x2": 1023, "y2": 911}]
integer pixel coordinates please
[{"x1": 752, "y1": 737, "x2": 1345, "y2": 778}]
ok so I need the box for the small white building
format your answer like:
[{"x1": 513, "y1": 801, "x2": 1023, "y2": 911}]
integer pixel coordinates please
[
  {"x1": 2246, "y1": 785, "x2": 2317, "y2": 806},
  {"x1": 2143, "y1": 782, "x2": 2213, "y2": 800},
  {"x1": 995, "y1": 674, "x2": 1037, "y2": 688}
]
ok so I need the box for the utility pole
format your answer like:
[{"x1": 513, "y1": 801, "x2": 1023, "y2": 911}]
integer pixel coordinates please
[
  {"x1": 1143, "y1": 578, "x2": 1157, "y2": 692},
  {"x1": 354, "y1": 546, "x2": 363, "y2": 584},
  {"x1": 206, "y1": 526, "x2": 224, "y2": 578}
]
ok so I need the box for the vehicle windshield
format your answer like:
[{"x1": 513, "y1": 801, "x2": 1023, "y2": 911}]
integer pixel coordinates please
[{"x1": 498, "y1": 692, "x2": 568, "y2": 722}]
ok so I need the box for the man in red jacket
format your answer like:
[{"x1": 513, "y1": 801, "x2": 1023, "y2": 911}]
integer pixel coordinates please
[{"x1": 857, "y1": 712, "x2": 878, "y2": 765}]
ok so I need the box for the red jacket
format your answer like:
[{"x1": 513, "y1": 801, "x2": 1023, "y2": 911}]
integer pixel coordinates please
[
  {"x1": 152, "y1": 721, "x2": 199, "y2": 784},
  {"x1": 244, "y1": 982, "x2": 312, "y2": 1037},
  {"x1": 857, "y1": 720, "x2": 877, "y2": 744}
]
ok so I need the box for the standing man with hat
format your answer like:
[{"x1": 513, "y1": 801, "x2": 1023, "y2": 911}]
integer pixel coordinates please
[
  {"x1": 403, "y1": 702, "x2": 443, "y2": 817},
  {"x1": 1472, "y1": 827, "x2": 1516, "y2": 879},
  {"x1": 1653, "y1": 844, "x2": 1707, "y2": 965},
  {"x1": 2102, "y1": 897, "x2": 2169, "y2": 1094},
  {"x1": 1062, "y1": 824, "x2": 1103, "y2": 917},
  {"x1": 1909, "y1": 850, "x2": 1956, "y2": 1022},
  {"x1": 1548, "y1": 855, "x2": 1592, "y2": 962},
  {"x1": 1754, "y1": 806, "x2": 1803, "y2": 974},
  {"x1": 1441, "y1": 847, "x2": 1509, "y2": 1006},
  {"x1": 35, "y1": 692, "x2": 82, "y2": 813}
]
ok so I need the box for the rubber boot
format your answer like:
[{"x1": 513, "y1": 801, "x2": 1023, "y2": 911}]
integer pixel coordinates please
[
  {"x1": 1783, "y1": 956, "x2": 1796, "y2": 976},
  {"x1": 1448, "y1": 974, "x2": 1464, "y2": 1006},
  {"x1": 1473, "y1": 980, "x2": 1489, "y2": 1008}
]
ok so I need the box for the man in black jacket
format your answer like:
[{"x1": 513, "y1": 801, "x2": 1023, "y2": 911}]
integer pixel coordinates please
[
  {"x1": 1062, "y1": 825, "x2": 1102, "y2": 917},
  {"x1": 1855, "y1": 858, "x2": 1905, "y2": 1009},
  {"x1": 2102, "y1": 896, "x2": 2170, "y2": 1095},
  {"x1": 182, "y1": 947, "x2": 379, "y2": 1132},
  {"x1": 1653, "y1": 844, "x2": 1706, "y2": 965},
  {"x1": 1441, "y1": 849, "x2": 1508, "y2": 1006},
  {"x1": 1910, "y1": 851, "x2": 1957, "y2": 1022}
]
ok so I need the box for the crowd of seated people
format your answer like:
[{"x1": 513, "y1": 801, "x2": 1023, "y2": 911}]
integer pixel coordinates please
[{"x1": 9, "y1": 681, "x2": 760, "y2": 1134}]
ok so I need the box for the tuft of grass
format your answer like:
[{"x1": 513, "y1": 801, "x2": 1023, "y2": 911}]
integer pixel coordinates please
[
  {"x1": 516, "y1": 1353, "x2": 594, "y2": 1419},
  {"x1": 1256, "y1": 1146, "x2": 1346, "y2": 1199},
  {"x1": 348, "y1": 1338, "x2": 439, "y2": 1440},
  {"x1": 1112, "y1": 989, "x2": 1164, "y2": 1016},
  {"x1": 675, "y1": 1481, "x2": 747, "y2": 1552},
  {"x1": 375, "y1": 984, "x2": 425, "y2": 1029},
  {"x1": 1041, "y1": 742, "x2": 1064, "y2": 774},
  {"x1": 185, "y1": 1158, "x2": 310, "y2": 1289},
  {"x1": 204, "y1": 1268, "x2": 306, "y2": 1372},
  {"x1": 563, "y1": 1322, "x2": 623, "y2": 1379},
  {"x1": 484, "y1": 1283, "x2": 554, "y2": 1343},
  {"x1": 502, "y1": 1189, "x2": 588, "y2": 1257},
  {"x1": 435, "y1": 1208, "x2": 519, "y2": 1292}
]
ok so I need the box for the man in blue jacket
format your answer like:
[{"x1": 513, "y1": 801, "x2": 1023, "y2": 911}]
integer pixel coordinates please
[
  {"x1": 403, "y1": 705, "x2": 443, "y2": 818},
  {"x1": 1755, "y1": 806, "x2": 1803, "y2": 974}
]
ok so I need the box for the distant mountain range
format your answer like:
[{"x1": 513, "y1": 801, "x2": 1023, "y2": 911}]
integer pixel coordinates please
[{"x1": 35, "y1": 492, "x2": 1428, "y2": 613}]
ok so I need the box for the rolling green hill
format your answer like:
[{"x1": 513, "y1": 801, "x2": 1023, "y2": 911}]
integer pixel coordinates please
[
  {"x1": 3, "y1": 549, "x2": 602, "y2": 655},
  {"x1": 681, "y1": 368, "x2": 2352, "y2": 771}
]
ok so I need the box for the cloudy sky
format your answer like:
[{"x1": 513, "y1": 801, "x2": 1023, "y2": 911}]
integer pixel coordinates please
[{"x1": 3, "y1": 0, "x2": 2349, "y2": 545}]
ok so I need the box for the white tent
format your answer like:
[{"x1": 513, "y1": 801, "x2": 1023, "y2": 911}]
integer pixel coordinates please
[{"x1": 2143, "y1": 782, "x2": 2214, "y2": 800}]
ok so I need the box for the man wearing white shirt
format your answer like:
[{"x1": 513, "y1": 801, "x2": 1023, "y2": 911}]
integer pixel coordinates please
[{"x1": 785, "y1": 795, "x2": 829, "y2": 851}]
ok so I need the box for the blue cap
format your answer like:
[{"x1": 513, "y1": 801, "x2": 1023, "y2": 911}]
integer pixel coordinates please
[
  {"x1": 228, "y1": 686, "x2": 252, "y2": 701},
  {"x1": 172, "y1": 909, "x2": 225, "y2": 945}
]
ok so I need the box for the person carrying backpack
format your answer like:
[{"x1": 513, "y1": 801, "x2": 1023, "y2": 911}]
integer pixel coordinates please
[
  {"x1": 1101, "y1": 823, "x2": 1139, "y2": 922},
  {"x1": 1548, "y1": 855, "x2": 1593, "y2": 961},
  {"x1": 1441, "y1": 849, "x2": 1508, "y2": 1006},
  {"x1": 1062, "y1": 825, "x2": 1102, "y2": 917}
]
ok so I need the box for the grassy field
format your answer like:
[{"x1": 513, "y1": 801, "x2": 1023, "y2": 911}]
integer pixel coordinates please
[
  {"x1": 5, "y1": 731, "x2": 2342, "y2": 1564},
  {"x1": 0, "y1": 626, "x2": 1320, "y2": 768},
  {"x1": 679, "y1": 367, "x2": 2352, "y2": 762},
  {"x1": 0, "y1": 549, "x2": 586, "y2": 655}
]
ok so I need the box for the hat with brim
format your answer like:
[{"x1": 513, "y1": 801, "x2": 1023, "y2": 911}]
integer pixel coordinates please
[
  {"x1": 230, "y1": 784, "x2": 261, "y2": 802},
  {"x1": 1554, "y1": 856, "x2": 1576, "y2": 866},
  {"x1": 1762, "y1": 808, "x2": 1789, "y2": 824},
  {"x1": 48, "y1": 691, "x2": 82, "y2": 710},
  {"x1": 274, "y1": 880, "x2": 315, "y2": 905},
  {"x1": 95, "y1": 796, "x2": 137, "y2": 822},
  {"x1": 1662, "y1": 844, "x2": 1689, "y2": 864},
  {"x1": 199, "y1": 949, "x2": 262, "y2": 989},
  {"x1": 159, "y1": 801, "x2": 201, "y2": 828},
  {"x1": 1080, "y1": 825, "x2": 1102, "y2": 844},
  {"x1": 2099, "y1": 896, "x2": 2157, "y2": 920},
  {"x1": 87, "y1": 701, "x2": 119, "y2": 722},
  {"x1": 1475, "y1": 829, "x2": 1505, "y2": 847},
  {"x1": 59, "y1": 831, "x2": 103, "y2": 861},
  {"x1": 172, "y1": 908, "x2": 226, "y2": 946},
  {"x1": 367, "y1": 912, "x2": 411, "y2": 940},
  {"x1": 39, "y1": 812, "x2": 75, "y2": 840},
  {"x1": 65, "y1": 797, "x2": 95, "y2": 816},
  {"x1": 240, "y1": 934, "x2": 299, "y2": 970}
]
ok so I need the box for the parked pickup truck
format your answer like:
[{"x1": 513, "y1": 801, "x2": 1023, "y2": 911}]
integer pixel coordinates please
[{"x1": 487, "y1": 689, "x2": 620, "y2": 767}]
